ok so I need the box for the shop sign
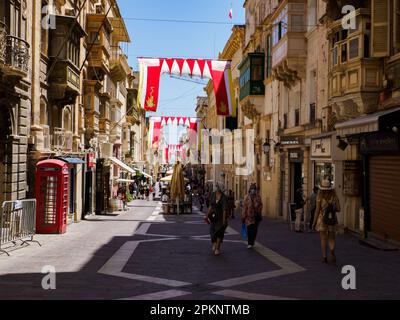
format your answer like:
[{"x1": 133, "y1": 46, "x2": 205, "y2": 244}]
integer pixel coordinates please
[
  {"x1": 343, "y1": 160, "x2": 362, "y2": 196},
  {"x1": 289, "y1": 150, "x2": 303, "y2": 163},
  {"x1": 360, "y1": 132, "x2": 400, "y2": 154},
  {"x1": 87, "y1": 153, "x2": 95, "y2": 168},
  {"x1": 281, "y1": 136, "x2": 304, "y2": 146},
  {"x1": 311, "y1": 137, "x2": 331, "y2": 158}
]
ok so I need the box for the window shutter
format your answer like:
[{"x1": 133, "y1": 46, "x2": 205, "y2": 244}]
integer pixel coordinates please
[
  {"x1": 371, "y1": 0, "x2": 390, "y2": 57},
  {"x1": 395, "y1": 0, "x2": 400, "y2": 49}
]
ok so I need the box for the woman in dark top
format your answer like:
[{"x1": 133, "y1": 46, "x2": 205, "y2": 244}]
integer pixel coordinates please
[{"x1": 207, "y1": 185, "x2": 228, "y2": 256}]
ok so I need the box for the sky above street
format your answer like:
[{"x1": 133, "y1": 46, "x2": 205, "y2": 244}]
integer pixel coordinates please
[{"x1": 118, "y1": 0, "x2": 245, "y2": 118}]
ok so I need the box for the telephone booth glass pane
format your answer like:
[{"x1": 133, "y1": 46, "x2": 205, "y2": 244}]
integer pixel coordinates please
[{"x1": 41, "y1": 176, "x2": 58, "y2": 225}]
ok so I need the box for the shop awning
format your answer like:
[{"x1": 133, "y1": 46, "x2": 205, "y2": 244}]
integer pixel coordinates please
[
  {"x1": 336, "y1": 107, "x2": 400, "y2": 136},
  {"x1": 116, "y1": 179, "x2": 136, "y2": 183},
  {"x1": 57, "y1": 157, "x2": 85, "y2": 164},
  {"x1": 109, "y1": 157, "x2": 135, "y2": 174},
  {"x1": 133, "y1": 168, "x2": 153, "y2": 182}
]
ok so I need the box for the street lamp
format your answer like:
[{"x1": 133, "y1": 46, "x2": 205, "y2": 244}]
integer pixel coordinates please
[
  {"x1": 263, "y1": 140, "x2": 271, "y2": 155},
  {"x1": 263, "y1": 139, "x2": 281, "y2": 155}
]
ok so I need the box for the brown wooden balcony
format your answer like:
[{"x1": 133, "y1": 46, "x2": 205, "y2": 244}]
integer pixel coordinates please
[
  {"x1": 110, "y1": 46, "x2": 131, "y2": 81},
  {"x1": 1, "y1": 35, "x2": 30, "y2": 79},
  {"x1": 271, "y1": 1, "x2": 307, "y2": 87},
  {"x1": 99, "y1": 118, "x2": 110, "y2": 135},
  {"x1": 86, "y1": 14, "x2": 112, "y2": 77},
  {"x1": 327, "y1": 8, "x2": 383, "y2": 118},
  {"x1": 48, "y1": 60, "x2": 80, "y2": 103}
]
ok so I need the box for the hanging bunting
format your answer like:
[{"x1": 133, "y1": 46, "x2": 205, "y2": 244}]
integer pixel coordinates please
[{"x1": 138, "y1": 58, "x2": 236, "y2": 117}]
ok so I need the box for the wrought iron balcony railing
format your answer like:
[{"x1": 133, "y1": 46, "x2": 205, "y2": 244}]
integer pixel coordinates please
[
  {"x1": 0, "y1": 21, "x2": 6, "y2": 64},
  {"x1": 4, "y1": 35, "x2": 30, "y2": 74}
]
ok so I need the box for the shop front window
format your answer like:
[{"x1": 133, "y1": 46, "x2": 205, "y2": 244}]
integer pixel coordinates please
[{"x1": 314, "y1": 162, "x2": 334, "y2": 188}]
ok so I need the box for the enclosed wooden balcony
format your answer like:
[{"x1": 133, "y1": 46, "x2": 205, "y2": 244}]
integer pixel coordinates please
[
  {"x1": 327, "y1": 8, "x2": 383, "y2": 118},
  {"x1": 86, "y1": 14, "x2": 112, "y2": 77},
  {"x1": 239, "y1": 53, "x2": 265, "y2": 101},
  {"x1": 110, "y1": 46, "x2": 131, "y2": 81},
  {"x1": 48, "y1": 15, "x2": 86, "y2": 104},
  {"x1": 271, "y1": 1, "x2": 307, "y2": 87}
]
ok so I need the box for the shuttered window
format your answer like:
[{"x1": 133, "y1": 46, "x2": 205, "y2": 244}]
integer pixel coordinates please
[
  {"x1": 395, "y1": 0, "x2": 400, "y2": 52},
  {"x1": 369, "y1": 156, "x2": 400, "y2": 242},
  {"x1": 371, "y1": 0, "x2": 390, "y2": 57}
]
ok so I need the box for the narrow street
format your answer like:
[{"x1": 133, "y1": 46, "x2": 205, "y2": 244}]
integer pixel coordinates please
[{"x1": 1, "y1": 200, "x2": 399, "y2": 300}]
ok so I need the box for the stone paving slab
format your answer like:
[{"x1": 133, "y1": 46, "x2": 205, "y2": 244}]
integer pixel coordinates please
[{"x1": 0, "y1": 200, "x2": 399, "y2": 300}]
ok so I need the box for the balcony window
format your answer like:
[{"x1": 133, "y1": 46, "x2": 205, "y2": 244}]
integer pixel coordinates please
[
  {"x1": 272, "y1": 6, "x2": 288, "y2": 46},
  {"x1": 341, "y1": 43, "x2": 347, "y2": 64},
  {"x1": 364, "y1": 34, "x2": 370, "y2": 58},
  {"x1": 89, "y1": 32, "x2": 100, "y2": 44},
  {"x1": 290, "y1": 14, "x2": 304, "y2": 32},
  {"x1": 332, "y1": 46, "x2": 338, "y2": 66},
  {"x1": 295, "y1": 109, "x2": 300, "y2": 127},
  {"x1": 395, "y1": 0, "x2": 400, "y2": 54},
  {"x1": 349, "y1": 37, "x2": 359, "y2": 60},
  {"x1": 266, "y1": 34, "x2": 272, "y2": 78},
  {"x1": 239, "y1": 53, "x2": 265, "y2": 100},
  {"x1": 310, "y1": 103, "x2": 316, "y2": 124}
]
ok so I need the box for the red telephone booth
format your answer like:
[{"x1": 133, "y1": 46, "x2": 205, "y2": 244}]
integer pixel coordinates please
[{"x1": 35, "y1": 160, "x2": 69, "y2": 234}]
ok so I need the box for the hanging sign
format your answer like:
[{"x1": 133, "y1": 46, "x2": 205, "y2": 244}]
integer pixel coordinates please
[
  {"x1": 87, "y1": 153, "x2": 95, "y2": 168},
  {"x1": 138, "y1": 58, "x2": 236, "y2": 117}
]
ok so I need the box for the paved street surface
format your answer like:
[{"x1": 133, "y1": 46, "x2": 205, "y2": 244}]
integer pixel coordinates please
[{"x1": 0, "y1": 199, "x2": 399, "y2": 300}]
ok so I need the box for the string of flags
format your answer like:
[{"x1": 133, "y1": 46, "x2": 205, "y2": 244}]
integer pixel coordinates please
[
  {"x1": 137, "y1": 57, "x2": 236, "y2": 117},
  {"x1": 148, "y1": 116, "x2": 200, "y2": 149}
]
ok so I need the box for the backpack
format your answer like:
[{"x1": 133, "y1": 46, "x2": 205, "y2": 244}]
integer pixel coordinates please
[{"x1": 322, "y1": 199, "x2": 337, "y2": 226}]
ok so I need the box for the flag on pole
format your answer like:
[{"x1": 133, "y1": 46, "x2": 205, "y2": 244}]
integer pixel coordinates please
[{"x1": 229, "y1": 6, "x2": 233, "y2": 19}]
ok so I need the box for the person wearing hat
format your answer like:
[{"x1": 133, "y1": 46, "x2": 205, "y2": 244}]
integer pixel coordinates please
[{"x1": 312, "y1": 179, "x2": 341, "y2": 263}]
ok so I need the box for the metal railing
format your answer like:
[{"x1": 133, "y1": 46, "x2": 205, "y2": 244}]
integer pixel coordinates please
[
  {"x1": 42, "y1": 125, "x2": 51, "y2": 150},
  {"x1": 5, "y1": 35, "x2": 30, "y2": 73},
  {"x1": 53, "y1": 127, "x2": 65, "y2": 149},
  {"x1": 0, "y1": 200, "x2": 40, "y2": 256},
  {"x1": 0, "y1": 21, "x2": 6, "y2": 64}
]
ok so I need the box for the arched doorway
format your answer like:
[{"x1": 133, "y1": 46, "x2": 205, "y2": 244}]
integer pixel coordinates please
[{"x1": 0, "y1": 107, "x2": 12, "y2": 204}]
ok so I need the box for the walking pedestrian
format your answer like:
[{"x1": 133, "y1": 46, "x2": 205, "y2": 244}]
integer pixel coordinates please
[
  {"x1": 308, "y1": 186, "x2": 319, "y2": 232},
  {"x1": 312, "y1": 179, "x2": 341, "y2": 264},
  {"x1": 198, "y1": 188, "x2": 205, "y2": 212},
  {"x1": 206, "y1": 184, "x2": 228, "y2": 256},
  {"x1": 119, "y1": 186, "x2": 128, "y2": 211},
  {"x1": 227, "y1": 190, "x2": 235, "y2": 219},
  {"x1": 294, "y1": 186, "x2": 305, "y2": 232},
  {"x1": 242, "y1": 184, "x2": 263, "y2": 249}
]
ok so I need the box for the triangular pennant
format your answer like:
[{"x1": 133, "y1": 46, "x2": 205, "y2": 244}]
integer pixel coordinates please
[
  {"x1": 196, "y1": 59, "x2": 206, "y2": 78},
  {"x1": 185, "y1": 59, "x2": 196, "y2": 76},
  {"x1": 165, "y1": 59, "x2": 175, "y2": 73},
  {"x1": 175, "y1": 59, "x2": 185, "y2": 75}
]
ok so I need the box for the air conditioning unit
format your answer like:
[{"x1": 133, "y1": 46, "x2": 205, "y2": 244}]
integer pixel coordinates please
[{"x1": 100, "y1": 142, "x2": 113, "y2": 158}]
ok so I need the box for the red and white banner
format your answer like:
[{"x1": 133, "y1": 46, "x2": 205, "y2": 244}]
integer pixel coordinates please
[
  {"x1": 138, "y1": 58, "x2": 236, "y2": 117},
  {"x1": 149, "y1": 116, "x2": 200, "y2": 150}
]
